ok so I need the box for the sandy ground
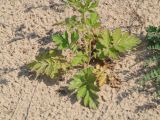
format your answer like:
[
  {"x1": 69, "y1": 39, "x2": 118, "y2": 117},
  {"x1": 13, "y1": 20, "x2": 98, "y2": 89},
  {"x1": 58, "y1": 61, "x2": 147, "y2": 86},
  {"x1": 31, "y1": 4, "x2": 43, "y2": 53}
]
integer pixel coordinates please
[{"x1": 0, "y1": 0, "x2": 160, "y2": 120}]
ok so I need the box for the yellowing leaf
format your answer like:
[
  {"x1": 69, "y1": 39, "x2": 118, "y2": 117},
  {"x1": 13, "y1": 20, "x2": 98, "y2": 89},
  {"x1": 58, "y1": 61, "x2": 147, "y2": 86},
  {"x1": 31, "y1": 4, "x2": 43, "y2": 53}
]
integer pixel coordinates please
[{"x1": 94, "y1": 65, "x2": 107, "y2": 87}]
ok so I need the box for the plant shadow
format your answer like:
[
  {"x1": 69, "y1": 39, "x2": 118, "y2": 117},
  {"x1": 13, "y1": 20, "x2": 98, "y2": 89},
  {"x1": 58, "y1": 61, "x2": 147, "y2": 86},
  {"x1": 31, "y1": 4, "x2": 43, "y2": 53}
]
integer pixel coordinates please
[
  {"x1": 134, "y1": 98, "x2": 160, "y2": 113},
  {"x1": 56, "y1": 86, "x2": 77, "y2": 104},
  {"x1": 24, "y1": 0, "x2": 65, "y2": 13},
  {"x1": 0, "y1": 79, "x2": 9, "y2": 85},
  {"x1": 9, "y1": 23, "x2": 62, "y2": 46},
  {"x1": 38, "y1": 29, "x2": 62, "y2": 45},
  {"x1": 0, "y1": 67, "x2": 17, "y2": 85},
  {"x1": 18, "y1": 65, "x2": 59, "y2": 86},
  {"x1": 9, "y1": 24, "x2": 40, "y2": 43},
  {"x1": 117, "y1": 36, "x2": 148, "y2": 81},
  {"x1": 115, "y1": 34, "x2": 160, "y2": 112}
]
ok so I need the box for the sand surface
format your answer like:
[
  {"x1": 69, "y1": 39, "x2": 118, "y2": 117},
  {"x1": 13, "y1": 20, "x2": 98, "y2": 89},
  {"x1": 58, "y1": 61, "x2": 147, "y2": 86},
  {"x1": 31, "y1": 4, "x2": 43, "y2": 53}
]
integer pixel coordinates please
[{"x1": 0, "y1": 0, "x2": 160, "y2": 120}]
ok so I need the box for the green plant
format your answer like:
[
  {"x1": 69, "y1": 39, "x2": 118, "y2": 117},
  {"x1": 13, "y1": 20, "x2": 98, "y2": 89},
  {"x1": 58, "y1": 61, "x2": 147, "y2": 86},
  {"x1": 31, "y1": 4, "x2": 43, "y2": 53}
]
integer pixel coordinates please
[
  {"x1": 141, "y1": 26, "x2": 160, "y2": 96},
  {"x1": 28, "y1": 0, "x2": 140, "y2": 109},
  {"x1": 69, "y1": 67, "x2": 99, "y2": 109},
  {"x1": 146, "y1": 26, "x2": 160, "y2": 46}
]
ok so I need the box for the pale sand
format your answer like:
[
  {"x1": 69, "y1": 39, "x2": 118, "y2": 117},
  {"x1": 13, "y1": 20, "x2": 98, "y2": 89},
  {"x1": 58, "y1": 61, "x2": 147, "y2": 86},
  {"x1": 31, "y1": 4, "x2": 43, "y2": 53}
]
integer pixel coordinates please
[{"x1": 0, "y1": 0, "x2": 160, "y2": 120}]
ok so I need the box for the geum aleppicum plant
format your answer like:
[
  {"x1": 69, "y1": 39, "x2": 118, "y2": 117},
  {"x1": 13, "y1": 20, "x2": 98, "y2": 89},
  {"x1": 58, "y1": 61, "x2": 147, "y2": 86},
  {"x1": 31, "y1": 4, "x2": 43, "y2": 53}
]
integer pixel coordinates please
[{"x1": 27, "y1": 0, "x2": 140, "y2": 109}]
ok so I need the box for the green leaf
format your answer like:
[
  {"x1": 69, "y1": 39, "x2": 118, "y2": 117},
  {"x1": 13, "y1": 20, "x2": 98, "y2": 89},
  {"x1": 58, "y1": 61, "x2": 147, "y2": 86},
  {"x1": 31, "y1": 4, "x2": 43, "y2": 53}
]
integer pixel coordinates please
[
  {"x1": 71, "y1": 52, "x2": 88, "y2": 66},
  {"x1": 86, "y1": 0, "x2": 91, "y2": 6},
  {"x1": 96, "y1": 28, "x2": 140, "y2": 60},
  {"x1": 27, "y1": 50, "x2": 68, "y2": 79},
  {"x1": 106, "y1": 47, "x2": 119, "y2": 59},
  {"x1": 86, "y1": 12, "x2": 100, "y2": 28},
  {"x1": 146, "y1": 25, "x2": 157, "y2": 33},
  {"x1": 99, "y1": 30, "x2": 111, "y2": 48},
  {"x1": 63, "y1": 31, "x2": 68, "y2": 40},
  {"x1": 52, "y1": 32, "x2": 69, "y2": 50},
  {"x1": 68, "y1": 67, "x2": 99, "y2": 109},
  {"x1": 69, "y1": 77, "x2": 83, "y2": 90},
  {"x1": 84, "y1": 91, "x2": 89, "y2": 106},
  {"x1": 77, "y1": 85, "x2": 87, "y2": 100},
  {"x1": 65, "y1": 16, "x2": 79, "y2": 29},
  {"x1": 52, "y1": 34, "x2": 63, "y2": 44},
  {"x1": 89, "y1": 0, "x2": 99, "y2": 9},
  {"x1": 90, "y1": 12, "x2": 98, "y2": 24},
  {"x1": 112, "y1": 28, "x2": 122, "y2": 42},
  {"x1": 71, "y1": 31, "x2": 79, "y2": 42},
  {"x1": 88, "y1": 96, "x2": 97, "y2": 109},
  {"x1": 146, "y1": 25, "x2": 160, "y2": 46}
]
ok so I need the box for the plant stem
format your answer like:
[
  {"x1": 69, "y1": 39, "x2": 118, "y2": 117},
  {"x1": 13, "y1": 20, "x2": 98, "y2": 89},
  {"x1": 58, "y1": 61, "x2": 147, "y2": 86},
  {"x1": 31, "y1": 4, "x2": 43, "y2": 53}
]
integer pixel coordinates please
[
  {"x1": 88, "y1": 39, "x2": 92, "y2": 65},
  {"x1": 81, "y1": 12, "x2": 93, "y2": 67}
]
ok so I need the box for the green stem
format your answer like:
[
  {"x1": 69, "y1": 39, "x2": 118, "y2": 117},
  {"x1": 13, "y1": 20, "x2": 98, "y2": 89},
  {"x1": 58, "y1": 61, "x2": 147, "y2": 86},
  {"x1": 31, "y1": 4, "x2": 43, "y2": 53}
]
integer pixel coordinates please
[
  {"x1": 81, "y1": 12, "x2": 93, "y2": 67},
  {"x1": 88, "y1": 39, "x2": 92, "y2": 65}
]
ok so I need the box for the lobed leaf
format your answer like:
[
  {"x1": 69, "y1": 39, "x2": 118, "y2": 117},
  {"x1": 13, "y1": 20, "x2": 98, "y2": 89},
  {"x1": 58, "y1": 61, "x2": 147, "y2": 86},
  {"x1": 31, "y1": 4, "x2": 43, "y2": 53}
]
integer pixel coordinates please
[
  {"x1": 52, "y1": 32, "x2": 69, "y2": 50},
  {"x1": 96, "y1": 28, "x2": 140, "y2": 60},
  {"x1": 71, "y1": 31, "x2": 79, "y2": 42},
  {"x1": 71, "y1": 52, "x2": 88, "y2": 66},
  {"x1": 52, "y1": 31, "x2": 80, "y2": 51},
  {"x1": 68, "y1": 67, "x2": 99, "y2": 109},
  {"x1": 27, "y1": 50, "x2": 68, "y2": 79},
  {"x1": 86, "y1": 12, "x2": 100, "y2": 28}
]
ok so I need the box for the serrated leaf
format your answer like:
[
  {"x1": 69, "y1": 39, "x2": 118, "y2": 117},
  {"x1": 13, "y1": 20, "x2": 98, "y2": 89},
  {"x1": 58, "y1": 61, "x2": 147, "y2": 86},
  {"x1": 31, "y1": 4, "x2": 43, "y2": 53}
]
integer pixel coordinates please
[
  {"x1": 69, "y1": 78, "x2": 83, "y2": 90},
  {"x1": 88, "y1": 96, "x2": 97, "y2": 109},
  {"x1": 90, "y1": 12, "x2": 98, "y2": 25},
  {"x1": 146, "y1": 26, "x2": 160, "y2": 46},
  {"x1": 52, "y1": 32, "x2": 69, "y2": 50},
  {"x1": 146, "y1": 25, "x2": 157, "y2": 33},
  {"x1": 89, "y1": 1, "x2": 98, "y2": 9},
  {"x1": 71, "y1": 52, "x2": 88, "y2": 66},
  {"x1": 99, "y1": 30, "x2": 111, "y2": 48},
  {"x1": 63, "y1": 31, "x2": 68, "y2": 40},
  {"x1": 71, "y1": 31, "x2": 79, "y2": 42},
  {"x1": 112, "y1": 28, "x2": 122, "y2": 42},
  {"x1": 65, "y1": 15, "x2": 79, "y2": 29},
  {"x1": 106, "y1": 47, "x2": 119, "y2": 59},
  {"x1": 96, "y1": 29, "x2": 140, "y2": 60},
  {"x1": 86, "y1": 0, "x2": 91, "y2": 6},
  {"x1": 77, "y1": 85, "x2": 87, "y2": 100},
  {"x1": 27, "y1": 50, "x2": 68, "y2": 79},
  {"x1": 84, "y1": 91, "x2": 89, "y2": 106},
  {"x1": 69, "y1": 67, "x2": 99, "y2": 109},
  {"x1": 86, "y1": 12, "x2": 100, "y2": 28},
  {"x1": 52, "y1": 34, "x2": 63, "y2": 44}
]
